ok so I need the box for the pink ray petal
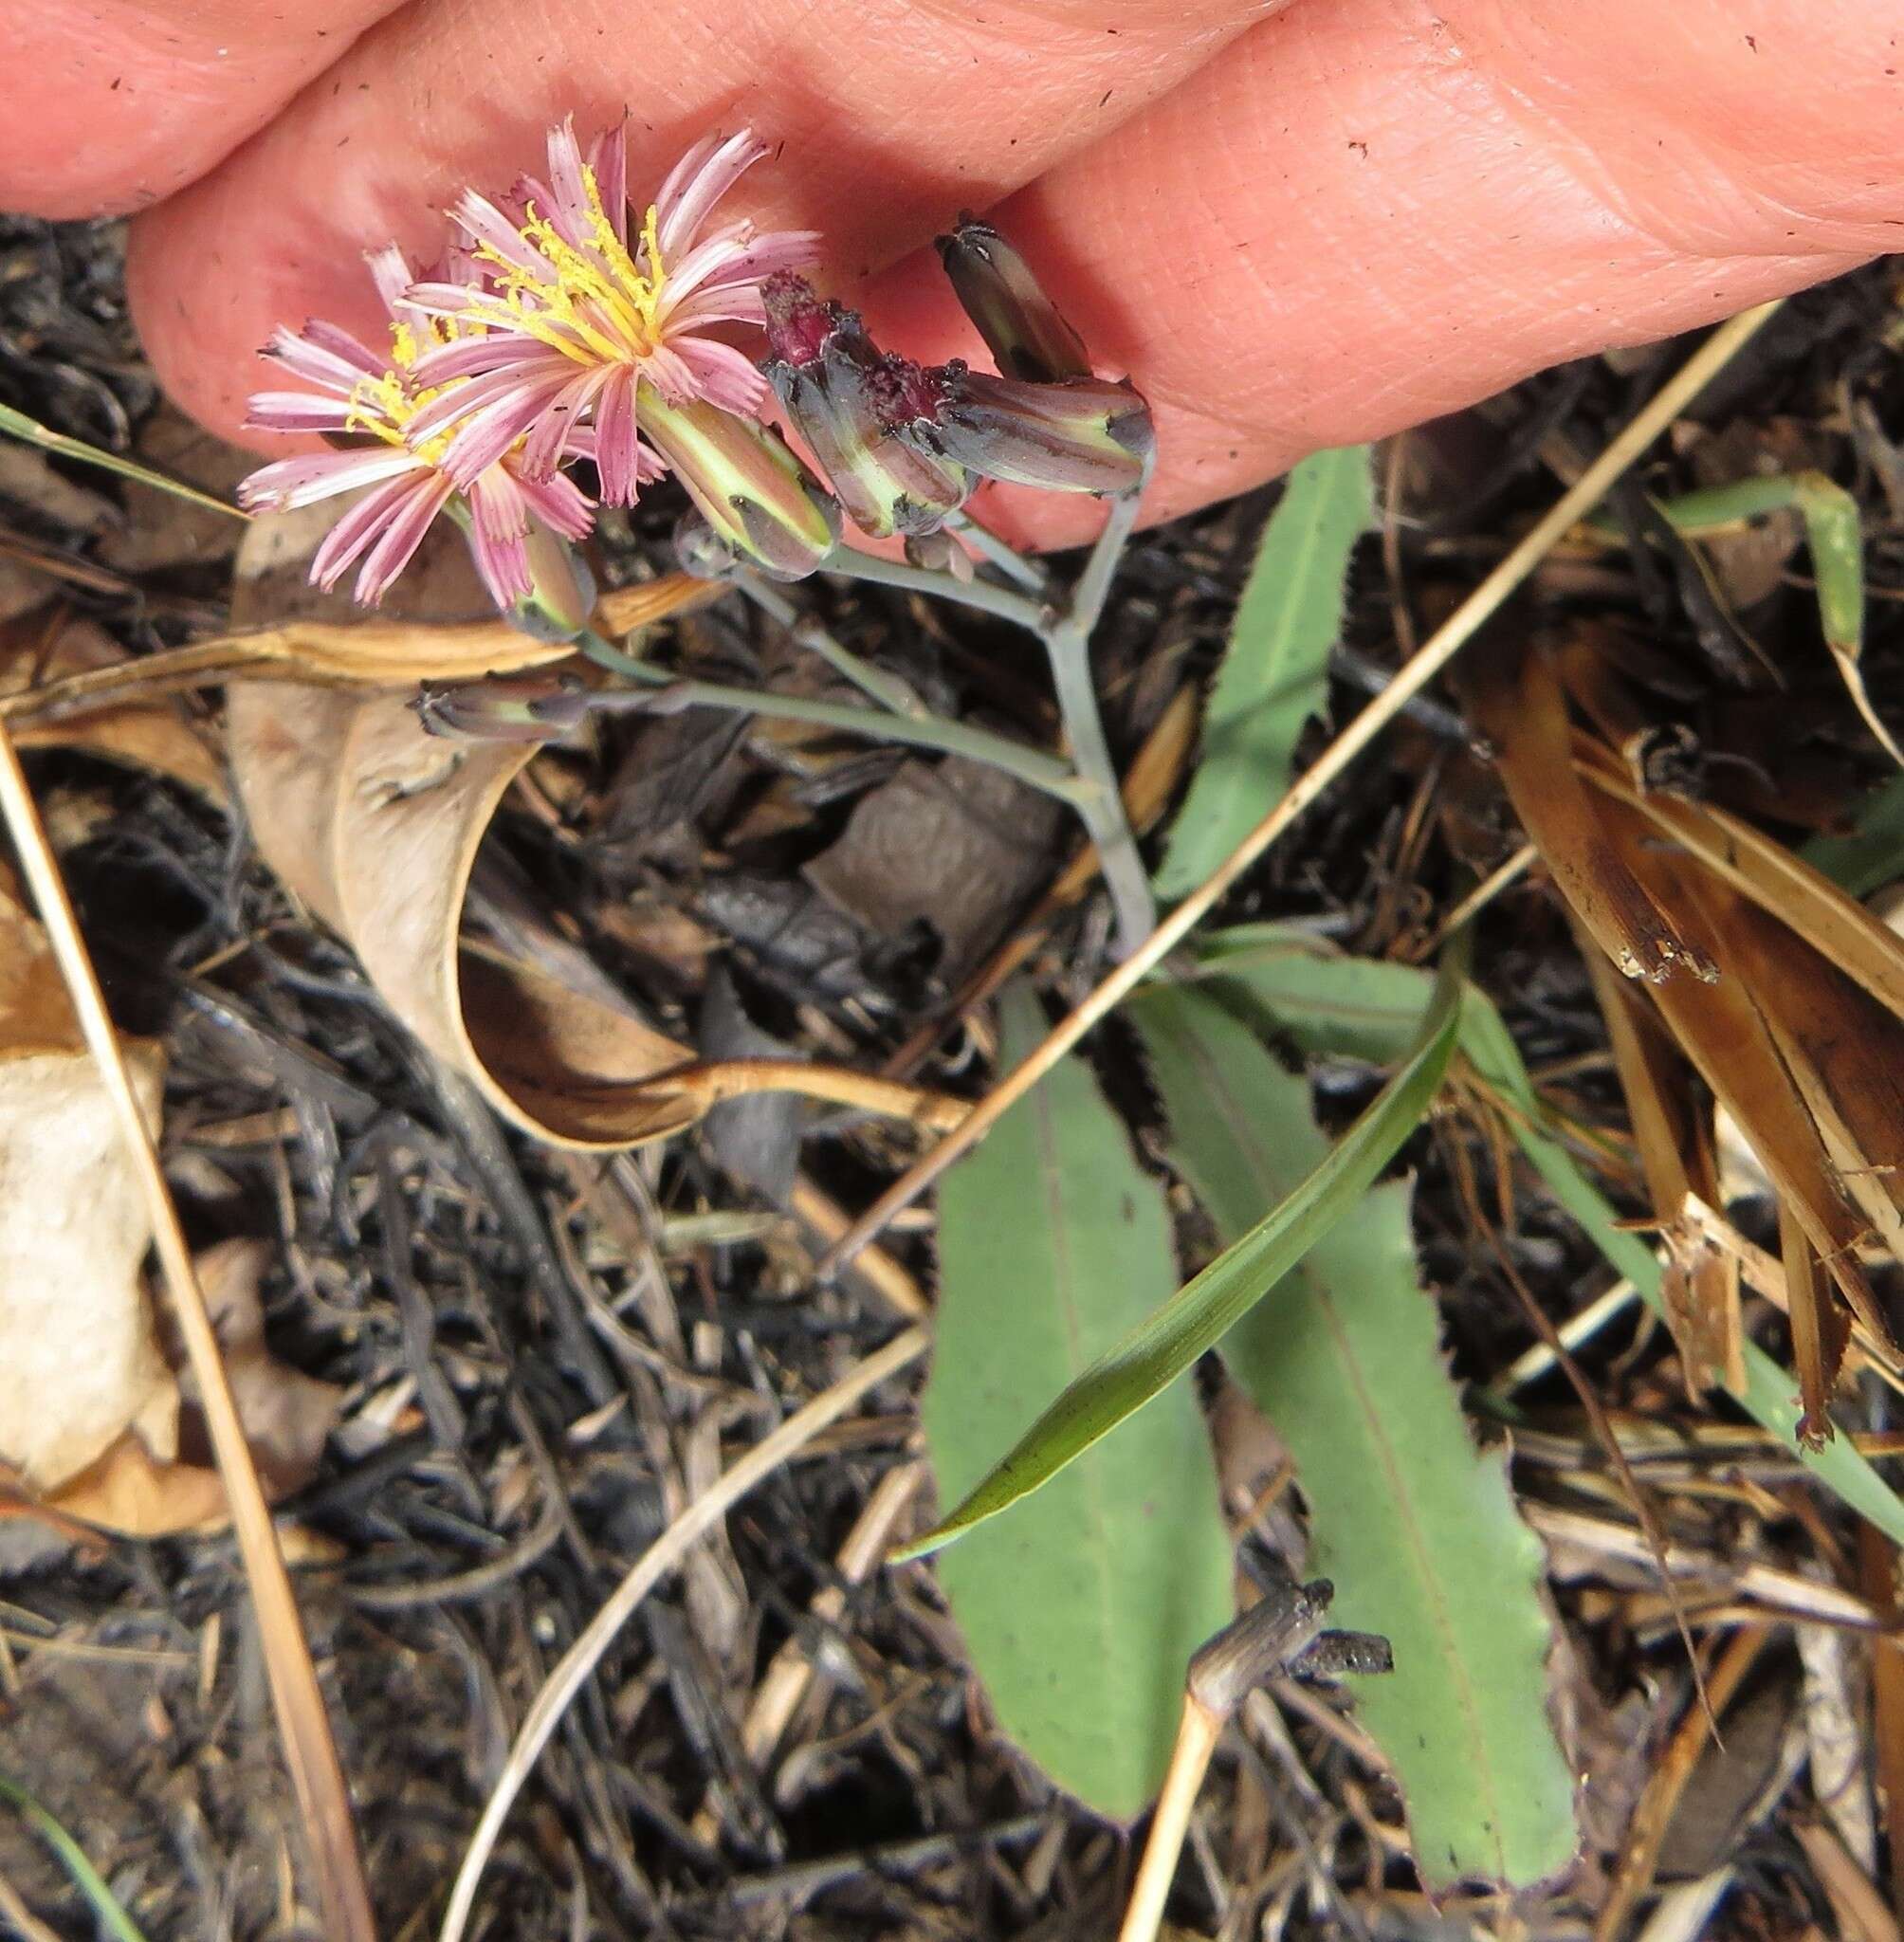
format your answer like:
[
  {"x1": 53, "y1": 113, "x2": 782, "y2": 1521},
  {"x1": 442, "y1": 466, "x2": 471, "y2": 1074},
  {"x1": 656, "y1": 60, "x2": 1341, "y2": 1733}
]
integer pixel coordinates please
[
  {"x1": 512, "y1": 462, "x2": 598, "y2": 540},
  {"x1": 239, "y1": 447, "x2": 419, "y2": 511},
  {"x1": 353, "y1": 471, "x2": 459, "y2": 606},
  {"x1": 669, "y1": 337, "x2": 769, "y2": 414},
  {"x1": 652, "y1": 129, "x2": 766, "y2": 261},
  {"x1": 244, "y1": 392, "x2": 361, "y2": 434},
  {"x1": 309, "y1": 471, "x2": 433, "y2": 587}
]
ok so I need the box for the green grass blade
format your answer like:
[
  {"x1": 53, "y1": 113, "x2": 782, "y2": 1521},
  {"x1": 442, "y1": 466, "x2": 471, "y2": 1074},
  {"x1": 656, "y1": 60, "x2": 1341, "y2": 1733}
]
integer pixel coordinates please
[
  {"x1": 0, "y1": 1773, "x2": 149, "y2": 1942},
  {"x1": 920, "y1": 982, "x2": 1234, "y2": 1817},
  {"x1": 0, "y1": 402, "x2": 248, "y2": 522},
  {"x1": 899, "y1": 958, "x2": 1462, "y2": 1561},
  {"x1": 1132, "y1": 985, "x2": 1576, "y2": 1889},
  {"x1": 1802, "y1": 774, "x2": 1904, "y2": 897},
  {"x1": 1154, "y1": 447, "x2": 1370, "y2": 899}
]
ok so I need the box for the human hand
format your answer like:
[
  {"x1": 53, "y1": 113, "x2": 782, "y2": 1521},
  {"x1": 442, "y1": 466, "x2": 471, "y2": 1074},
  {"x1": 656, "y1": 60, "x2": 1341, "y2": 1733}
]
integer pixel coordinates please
[{"x1": 8, "y1": 0, "x2": 1903, "y2": 547}]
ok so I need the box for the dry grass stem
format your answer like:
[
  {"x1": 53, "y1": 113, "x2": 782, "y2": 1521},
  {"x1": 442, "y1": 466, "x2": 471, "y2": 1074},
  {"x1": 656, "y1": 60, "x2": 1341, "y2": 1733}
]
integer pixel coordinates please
[
  {"x1": 438, "y1": 1322, "x2": 930, "y2": 1942},
  {"x1": 0, "y1": 724, "x2": 376, "y2": 1941}
]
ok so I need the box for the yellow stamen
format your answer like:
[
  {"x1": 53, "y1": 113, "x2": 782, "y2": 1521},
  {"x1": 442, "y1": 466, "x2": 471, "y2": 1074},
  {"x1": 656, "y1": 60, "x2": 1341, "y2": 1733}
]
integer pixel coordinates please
[{"x1": 461, "y1": 169, "x2": 670, "y2": 371}]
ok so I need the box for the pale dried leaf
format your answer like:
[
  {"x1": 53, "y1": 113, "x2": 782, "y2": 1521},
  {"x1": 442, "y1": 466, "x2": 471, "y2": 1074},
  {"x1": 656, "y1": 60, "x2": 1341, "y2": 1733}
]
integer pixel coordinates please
[{"x1": 0, "y1": 867, "x2": 173, "y2": 1490}]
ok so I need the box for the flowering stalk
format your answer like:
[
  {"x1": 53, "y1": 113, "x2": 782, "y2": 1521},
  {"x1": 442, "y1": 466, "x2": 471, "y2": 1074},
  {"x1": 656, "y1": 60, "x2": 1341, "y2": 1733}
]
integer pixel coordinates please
[{"x1": 426, "y1": 644, "x2": 1090, "y2": 805}]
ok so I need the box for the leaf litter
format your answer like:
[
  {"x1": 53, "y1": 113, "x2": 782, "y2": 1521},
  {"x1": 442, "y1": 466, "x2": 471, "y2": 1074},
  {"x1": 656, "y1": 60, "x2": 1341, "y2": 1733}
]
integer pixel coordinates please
[{"x1": 3, "y1": 213, "x2": 1904, "y2": 1942}]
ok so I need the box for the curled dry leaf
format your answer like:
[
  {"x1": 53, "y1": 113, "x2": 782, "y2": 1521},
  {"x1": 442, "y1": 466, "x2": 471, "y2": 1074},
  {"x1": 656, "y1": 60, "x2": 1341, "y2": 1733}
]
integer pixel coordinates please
[
  {"x1": 1463, "y1": 628, "x2": 1904, "y2": 1437},
  {"x1": 225, "y1": 506, "x2": 961, "y2": 1147},
  {"x1": 0, "y1": 862, "x2": 172, "y2": 1491}
]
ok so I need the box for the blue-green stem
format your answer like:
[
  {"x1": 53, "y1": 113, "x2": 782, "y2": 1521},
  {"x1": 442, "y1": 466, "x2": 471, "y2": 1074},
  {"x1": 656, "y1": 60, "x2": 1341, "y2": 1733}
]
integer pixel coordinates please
[
  {"x1": 573, "y1": 631, "x2": 1089, "y2": 805},
  {"x1": 734, "y1": 570, "x2": 925, "y2": 718},
  {"x1": 946, "y1": 509, "x2": 1050, "y2": 592},
  {"x1": 826, "y1": 489, "x2": 1156, "y2": 953}
]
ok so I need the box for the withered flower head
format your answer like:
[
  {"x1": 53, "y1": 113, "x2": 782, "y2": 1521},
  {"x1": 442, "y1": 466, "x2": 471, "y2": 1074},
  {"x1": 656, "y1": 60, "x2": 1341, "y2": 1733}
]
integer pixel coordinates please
[{"x1": 762, "y1": 272, "x2": 969, "y2": 540}]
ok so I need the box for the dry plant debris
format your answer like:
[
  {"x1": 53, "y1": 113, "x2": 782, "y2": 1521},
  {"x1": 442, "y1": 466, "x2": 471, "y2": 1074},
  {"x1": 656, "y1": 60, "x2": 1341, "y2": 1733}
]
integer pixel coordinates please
[{"x1": 7, "y1": 204, "x2": 1904, "y2": 1942}]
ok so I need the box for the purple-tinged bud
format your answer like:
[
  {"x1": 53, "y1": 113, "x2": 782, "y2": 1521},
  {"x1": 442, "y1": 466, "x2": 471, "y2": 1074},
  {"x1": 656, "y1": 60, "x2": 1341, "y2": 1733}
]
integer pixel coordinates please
[
  {"x1": 638, "y1": 387, "x2": 841, "y2": 581},
  {"x1": 413, "y1": 671, "x2": 591, "y2": 742},
  {"x1": 935, "y1": 216, "x2": 1091, "y2": 385},
  {"x1": 903, "y1": 527, "x2": 975, "y2": 581},
  {"x1": 899, "y1": 364, "x2": 1153, "y2": 498},
  {"x1": 762, "y1": 272, "x2": 969, "y2": 540}
]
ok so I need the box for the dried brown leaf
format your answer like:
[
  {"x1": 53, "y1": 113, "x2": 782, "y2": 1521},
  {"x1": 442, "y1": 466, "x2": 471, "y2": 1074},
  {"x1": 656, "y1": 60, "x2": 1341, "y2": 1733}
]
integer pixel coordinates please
[
  {"x1": 1455, "y1": 633, "x2": 1708, "y2": 981},
  {"x1": 226, "y1": 509, "x2": 959, "y2": 1147},
  {"x1": 1, "y1": 611, "x2": 225, "y2": 800}
]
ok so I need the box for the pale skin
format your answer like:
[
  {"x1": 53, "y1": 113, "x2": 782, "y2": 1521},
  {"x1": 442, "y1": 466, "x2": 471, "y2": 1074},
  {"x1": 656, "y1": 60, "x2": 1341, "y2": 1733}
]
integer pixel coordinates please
[{"x1": 7, "y1": 0, "x2": 1904, "y2": 548}]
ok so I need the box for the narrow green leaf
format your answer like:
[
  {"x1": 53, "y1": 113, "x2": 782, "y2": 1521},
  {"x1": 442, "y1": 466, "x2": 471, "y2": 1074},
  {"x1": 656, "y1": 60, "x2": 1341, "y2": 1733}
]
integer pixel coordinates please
[
  {"x1": 1133, "y1": 986, "x2": 1577, "y2": 1889},
  {"x1": 1154, "y1": 448, "x2": 1370, "y2": 899},
  {"x1": 1802, "y1": 774, "x2": 1904, "y2": 898},
  {"x1": 1178, "y1": 931, "x2": 1904, "y2": 1545},
  {"x1": 901, "y1": 959, "x2": 1462, "y2": 1562},
  {"x1": 1792, "y1": 471, "x2": 1864, "y2": 657},
  {"x1": 0, "y1": 1773, "x2": 149, "y2": 1942},
  {"x1": 921, "y1": 983, "x2": 1233, "y2": 1818},
  {"x1": 0, "y1": 401, "x2": 248, "y2": 522}
]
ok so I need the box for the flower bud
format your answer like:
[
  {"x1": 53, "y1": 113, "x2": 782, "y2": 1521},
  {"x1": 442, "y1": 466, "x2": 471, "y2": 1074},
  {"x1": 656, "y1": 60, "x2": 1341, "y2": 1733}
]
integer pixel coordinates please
[
  {"x1": 902, "y1": 527, "x2": 975, "y2": 581},
  {"x1": 761, "y1": 273, "x2": 969, "y2": 540},
  {"x1": 898, "y1": 364, "x2": 1153, "y2": 498},
  {"x1": 413, "y1": 671, "x2": 591, "y2": 742},
  {"x1": 638, "y1": 388, "x2": 841, "y2": 580},
  {"x1": 935, "y1": 216, "x2": 1090, "y2": 384},
  {"x1": 506, "y1": 517, "x2": 598, "y2": 641}
]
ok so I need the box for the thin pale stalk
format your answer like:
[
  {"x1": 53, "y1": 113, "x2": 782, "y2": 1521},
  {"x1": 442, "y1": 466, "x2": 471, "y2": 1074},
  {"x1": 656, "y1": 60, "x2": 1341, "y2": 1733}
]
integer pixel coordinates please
[
  {"x1": 1116, "y1": 1698, "x2": 1223, "y2": 1942},
  {"x1": 735, "y1": 572, "x2": 925, "y2": 718},
  {"x1": 0, "y1": 729, "x2": 375, "y2": 1942},
  {"x1": 579, "y1": 662, "x2": 1090, "y2": 805},
  {"x1": 818, "y1": 298, "x2": 1784, "y2": 1275},
  {"x1": 438, "y1": 1323, "x2": 930, "y2": 1942},
  {"x1": 0, "y1": 402, "x2": 250, "y2": 522},
  {"x1": 1032, "y1": 478, "x2": 1153, "y2": 950},
  {"x1": 823, "y1": 542, "x2": 1050, "y2": 629}
]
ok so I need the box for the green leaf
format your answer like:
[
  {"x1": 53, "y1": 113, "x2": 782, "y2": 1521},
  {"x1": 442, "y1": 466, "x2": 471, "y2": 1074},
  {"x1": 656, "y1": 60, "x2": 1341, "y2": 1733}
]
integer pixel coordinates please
[
  {"x1": 1802, "y1": 773, "x2": 1904, "y2": 899},
  {"x1": 902, "y1": 958, "x2": 1463, "y2": 1562},
  {"x1": 1131, "y1": 985, "x2": 1577, "y2": 1889},
  {"x1": 920, "y1": 982, "x2": 1234, "y2": 1819},
  {"x1": 1154, "y1": 448, "x2": 1370, "y2": 899},
  {"x1": 1189, "y1": 922, "x2": 1435, "y2": 1064},
  {"x1": 1178, "y1": 930, "x2": 1904, "y2": 1545}
]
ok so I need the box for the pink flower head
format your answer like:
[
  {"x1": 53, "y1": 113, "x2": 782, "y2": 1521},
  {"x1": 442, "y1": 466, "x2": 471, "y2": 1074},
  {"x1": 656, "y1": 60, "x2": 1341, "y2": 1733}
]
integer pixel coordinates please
[
  {"x1": 237, "y1": 246, "x2": 595, "y2": 608},
  {"x1": 402, "y1": 119, "x2": 818, "y2": 505}
]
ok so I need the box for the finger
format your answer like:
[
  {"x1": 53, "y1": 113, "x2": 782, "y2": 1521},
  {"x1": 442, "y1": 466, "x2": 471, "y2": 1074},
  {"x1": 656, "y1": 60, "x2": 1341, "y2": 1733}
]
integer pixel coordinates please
[
  {"x1": 861, "y1": 0, "x2": 1904, "y2": 547},
  {"x1": 125, "y1": 0, "x2": 1279, "y2": 442},
  {"x1": 0, "y1": 0, "x2": 407, "y2": 218}
]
